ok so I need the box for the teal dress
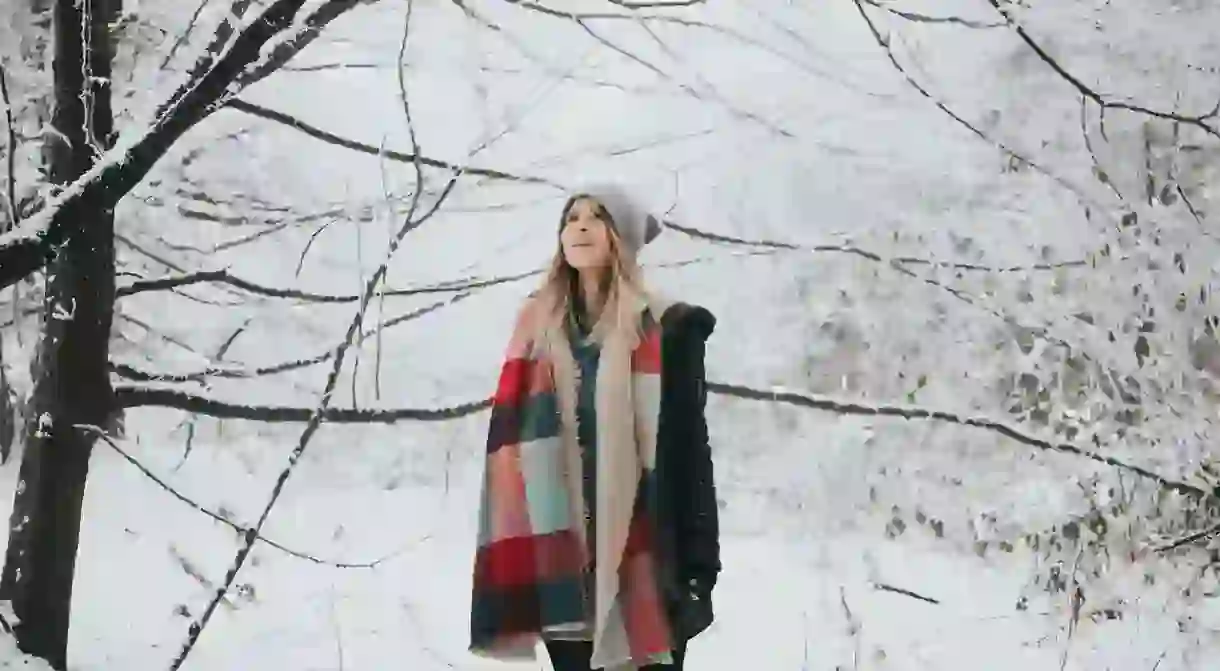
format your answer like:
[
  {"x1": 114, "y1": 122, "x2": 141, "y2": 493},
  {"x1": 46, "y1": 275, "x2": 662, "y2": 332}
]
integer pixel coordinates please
[
  {"x1": 568, "y1": 309, "x2": 600, "y2": 557},
  {"x1": 568, "y1": 307, "x2": 601, "y2": 626}
]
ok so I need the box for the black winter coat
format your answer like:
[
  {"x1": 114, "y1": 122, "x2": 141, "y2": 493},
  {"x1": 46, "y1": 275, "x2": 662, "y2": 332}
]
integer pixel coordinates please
[{"x1": 652, "y1": 302, "x2": 721, "y2": 642}]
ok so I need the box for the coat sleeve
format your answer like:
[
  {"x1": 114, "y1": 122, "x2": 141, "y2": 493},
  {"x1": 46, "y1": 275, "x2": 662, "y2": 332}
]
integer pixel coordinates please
[{"x1": 676, "y1": 306, "x2": 721, "y2": 592}]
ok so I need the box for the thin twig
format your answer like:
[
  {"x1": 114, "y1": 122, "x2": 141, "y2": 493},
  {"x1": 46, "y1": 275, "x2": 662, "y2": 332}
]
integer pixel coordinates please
[
  {"x1": 872, "y1": 582, "x2": 940, "y2": 604},
  {"x1": 158, "y1": 0, "x2": 213, "y2": 72},
  {"x1": 861, "y1": 0, "x2": 1002, "y2": 29},
  {"x1": 1080, "y1": 94, "x2": 1124, "y2": 201},
  {"x1": 839, "y1": 585, "x2": 860, "y2": 671},
  {"x1": 329, "y1": 588, "x2": 347, "y2": 671},
  {"x1": 1060, "y1": 542, "x2": 1086, "y2": 671}
]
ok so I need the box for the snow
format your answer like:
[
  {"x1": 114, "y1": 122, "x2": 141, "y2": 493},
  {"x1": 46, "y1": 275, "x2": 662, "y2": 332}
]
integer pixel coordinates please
[
  {"x1": 0, "y1": 629, "x2": 54, "y2": 670},
  {"x1": 2, "y1": 0, "x2": 1220, "y2": 669}
]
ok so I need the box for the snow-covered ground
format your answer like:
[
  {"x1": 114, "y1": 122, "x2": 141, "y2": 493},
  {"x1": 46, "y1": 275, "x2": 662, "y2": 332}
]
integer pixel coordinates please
[
  {"x1": 0, "y1": 408, "x2": 1192, "y2": 670},
  {"x1": 3, "y1": 0, "x2": 1220, "y2": 668}
]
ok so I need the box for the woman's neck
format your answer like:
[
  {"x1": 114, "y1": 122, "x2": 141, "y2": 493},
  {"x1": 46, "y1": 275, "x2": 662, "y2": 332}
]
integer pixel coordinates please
[{"x1": 578, "y1": 270, "x2": 607, "y2": 323}]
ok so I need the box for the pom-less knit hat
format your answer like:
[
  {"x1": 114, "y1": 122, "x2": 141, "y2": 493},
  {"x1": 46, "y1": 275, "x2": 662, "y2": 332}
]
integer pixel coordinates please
[{"x1": 563, "y1": 183, "x2": 663, "y2": 256}]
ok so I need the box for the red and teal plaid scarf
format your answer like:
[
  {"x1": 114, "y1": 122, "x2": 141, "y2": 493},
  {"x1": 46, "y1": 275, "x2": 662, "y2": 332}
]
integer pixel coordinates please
[{"x1": 469, "y1": 295, "x2": 675, "y2": 669}]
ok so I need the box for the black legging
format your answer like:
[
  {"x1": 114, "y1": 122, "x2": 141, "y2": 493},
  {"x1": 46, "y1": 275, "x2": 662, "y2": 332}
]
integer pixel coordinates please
[{"x1": 544, "y1": 640, "x2": 687, "y2": 671}]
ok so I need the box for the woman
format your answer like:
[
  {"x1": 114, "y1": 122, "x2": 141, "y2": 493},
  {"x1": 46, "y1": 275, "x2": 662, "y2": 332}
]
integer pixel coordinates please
[{"x1": 469, "y1": 185, "x2": 721, "y2": 671}]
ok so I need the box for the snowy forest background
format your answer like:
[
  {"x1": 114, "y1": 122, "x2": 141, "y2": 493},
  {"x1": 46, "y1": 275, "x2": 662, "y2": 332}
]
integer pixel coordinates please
[{"x1": 1, "y1": 0, "x2": 1219, "y2": 669}]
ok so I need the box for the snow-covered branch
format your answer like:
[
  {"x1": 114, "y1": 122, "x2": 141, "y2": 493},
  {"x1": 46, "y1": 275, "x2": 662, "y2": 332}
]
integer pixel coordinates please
[
  {"x1": 0, "y1": 0, "x2": 374, "y2": 291},
  {"x1": 115, "y1": 386, "x2": 492, "y2": 422},
  {"x1": 157, "y1": 0, "x2": 258, "y2": 108},
  {"x1": 235, "y1": 0, "x2": 379, "y2": 88}
]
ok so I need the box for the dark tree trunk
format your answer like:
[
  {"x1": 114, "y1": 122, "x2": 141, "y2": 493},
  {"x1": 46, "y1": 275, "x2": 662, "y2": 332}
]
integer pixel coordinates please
[{"x1": 0, "y1": 0, "x2": 118, "y2": 667}]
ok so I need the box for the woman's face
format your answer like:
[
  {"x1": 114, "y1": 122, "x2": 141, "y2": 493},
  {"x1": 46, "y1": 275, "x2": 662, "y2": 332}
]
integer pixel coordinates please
[{"x1": 560, "y1": 197, "x2": 615, "y2": 271}]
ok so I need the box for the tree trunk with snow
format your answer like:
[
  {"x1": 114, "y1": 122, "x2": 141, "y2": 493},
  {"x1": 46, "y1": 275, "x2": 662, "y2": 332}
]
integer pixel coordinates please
[{"x1": 0, "y1": 0, "x2": 119, "y2": 667}]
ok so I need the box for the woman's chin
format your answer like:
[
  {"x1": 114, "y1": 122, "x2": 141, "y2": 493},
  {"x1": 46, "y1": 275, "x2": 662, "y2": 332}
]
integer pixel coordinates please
[{"x1": 566, "y1": 255, "x2": 609, "y2": 272}]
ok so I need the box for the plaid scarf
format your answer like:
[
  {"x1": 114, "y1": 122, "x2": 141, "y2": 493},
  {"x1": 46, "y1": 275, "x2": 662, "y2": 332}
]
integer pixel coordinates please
[{"x1": 470, "y1": 294, "x2": 675, "y2": 670}]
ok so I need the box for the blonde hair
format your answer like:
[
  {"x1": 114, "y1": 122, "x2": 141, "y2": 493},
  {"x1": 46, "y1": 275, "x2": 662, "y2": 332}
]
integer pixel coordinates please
[{"x1": 534, "y1": 195, "x2": 649, "y2": 344}]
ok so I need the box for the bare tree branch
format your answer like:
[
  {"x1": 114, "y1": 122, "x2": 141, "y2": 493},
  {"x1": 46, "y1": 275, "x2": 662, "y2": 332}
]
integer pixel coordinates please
[
  {"x1": 872, "y1": 582, "x2": 940, "y2": 604},
  {"x1": 118, "y1": 313, "x2": 202, "y2": 356},
  {"x1": 861, "y1": 0, "x2": 1002, "y2": 29},
  {"x1": 116, "y1": 267, "x2": 517, "y2": 301},
  {"x1": 1080, "y1": 95, "x2": 1125, "y2": 201},
  {"x1": 662, "y1": 219, "x2": 1087, "y2": 274},
  {"x1": 112, "y1": 292, "x2": 471, "y2": 382},
  {"x1": 88, "y1": 426, "x2": 413, "y2": 568},
  {"x1": 0, "y1": 65, "x2": 17, "y2": 234},
  {"x1": 1154, "y1": 522, "x2": 1220, "y2": 553},
  {"x1": 986, "y1": 0, "x2": 1220, "y2": 139},
  {"x1": 224, "y1": 98, "x2": 554, "y2": 185},
  {"x1": 706, "y1": 381, "x2": 1207, "y2": 500},
  {"x1": 115, "y1": 378, "x2": 1205, "y2": 503}
]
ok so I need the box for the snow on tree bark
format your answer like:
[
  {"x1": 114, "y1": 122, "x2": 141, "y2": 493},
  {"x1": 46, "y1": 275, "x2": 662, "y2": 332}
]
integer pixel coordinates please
[{"x1": 0, "y1": 1, "x2": 119, "y2": 668}]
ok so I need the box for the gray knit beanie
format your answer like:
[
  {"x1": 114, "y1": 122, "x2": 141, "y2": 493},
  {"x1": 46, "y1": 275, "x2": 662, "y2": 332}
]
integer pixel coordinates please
[{"x1": 564, "y1": 183, "x2": 662, "y2": 256}]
